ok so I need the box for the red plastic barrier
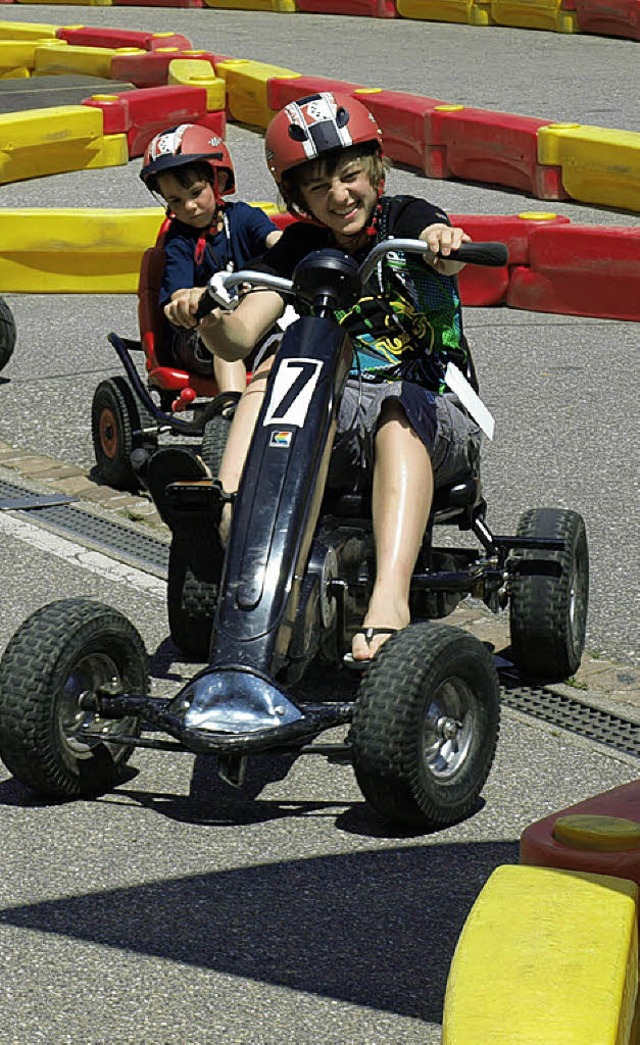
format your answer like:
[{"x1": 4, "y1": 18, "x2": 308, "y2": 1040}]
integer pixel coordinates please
[
  {"x1": 575, "y1": 0, "x2": 640, "y2": 38},
  {"x1": 296, "y1": 0, "x2": 396, "y2": 14},
  {"x1": 84, "y1": 86, "x2": 226, "y2": 158},
  {"x1": 111, "y1": 50, "x2": 195, "y2": 88},
  {"x1": 507, "y1": 224, "x2": 640, "y2": 321},
  {"x1": 271, "y1": 212, "x2": 297, "y2": 230},
  {"x1": 267, "y1": 75, "x2": 365, "y2": 113},
  {"x1": 520, "y1": 781, "x2": 640, "y2": 905},
  {"x1": 445, "y1": 213, "x2": 570, "y2": 306},
  {"x1": 423, "y1": 106, "x2": 568, "y2": 200},
  {"x1": 351, "y1": 90, "x2": 447, "y2": 171},
  {"x1": 57, "y1": 27, "x2": 192, "y2": 51}
]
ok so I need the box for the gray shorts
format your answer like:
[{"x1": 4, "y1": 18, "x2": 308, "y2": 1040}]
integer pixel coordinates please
[{"x1": 327, "y1": 377, "x2": 481, "y2": 492}]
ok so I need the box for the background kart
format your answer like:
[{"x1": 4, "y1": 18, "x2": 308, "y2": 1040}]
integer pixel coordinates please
[
  {"x1": 90, "y1": 218, "x2": 238, "y2": 491},
  {"x1": 0, "y1": 296, "x2": 16, "y2": 373}
]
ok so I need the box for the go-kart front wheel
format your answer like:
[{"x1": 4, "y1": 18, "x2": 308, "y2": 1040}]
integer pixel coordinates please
[
  {"x1": 0, "y1": 297, "x2": 16, "y2": 372},
  {"x1": 509, "y1": 508, "x2": 589, "y2": 681},
  {"x1": 0, "y1": 599, "x2": 147, "y2": 798},
  {"x1": 350, "y1": 623, "x2": 500, "y2": 830},
  {"x1": 92, "y1": 376, "x2": 157, "y2": 490}
]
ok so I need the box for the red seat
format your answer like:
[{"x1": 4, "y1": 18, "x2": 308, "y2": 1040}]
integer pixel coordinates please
[{"x1": 136, "y1": 220, "x2": 221, "y2": 402}]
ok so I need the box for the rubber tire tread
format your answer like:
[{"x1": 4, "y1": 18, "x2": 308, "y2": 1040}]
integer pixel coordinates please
[
  {"x1": 201, "y1": 414, "x2": 231, "y2": 479},
  {"x1": 351, "y1": 622, "x2": 500, "y2": 829},
  {"x1": 91, "y1": 376, "x2": 157, "y2": 491},
  {"x1": 0, "y1": 297, "x2": 16, "y2": 372},
  {"x1": 0, "y1": 598, "x2": 147, "y2": 798},
  {"x1": 167, "y1": 538, "x2": 217, "y2": 659},
  {"x1": 509, "y1": 508, "x2": 588, "y2": 680}
]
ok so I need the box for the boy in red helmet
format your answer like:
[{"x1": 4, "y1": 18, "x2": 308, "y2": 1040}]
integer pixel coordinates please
[
  {"x1": 196, "y1": 94, "x2": 484, "y2": 665},
  {"x1": 140, "y1": 123, "x2": 281, "y2": 393}
]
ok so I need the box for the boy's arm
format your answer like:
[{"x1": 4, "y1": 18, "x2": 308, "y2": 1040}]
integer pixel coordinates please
[
  {"x1": 198, "y1": 288, "x2": 285, "y2": 362},
  {"x1": 265, "y1": 229, "x2": 282, "y2": 249},
  {"x1": 420, "y1": 223, "x2": 471, "y2": 276},
  {"x1": 165, "y1": 286, "x2": 207, "y2": 329}
]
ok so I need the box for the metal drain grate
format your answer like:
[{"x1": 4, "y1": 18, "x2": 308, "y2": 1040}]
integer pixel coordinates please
[
  {"x1": 500, "y1": 676, "x2": 640, "y2": 759},
  {"x1": 0, "y1": 477, "x2": 169, "y2": 577}
]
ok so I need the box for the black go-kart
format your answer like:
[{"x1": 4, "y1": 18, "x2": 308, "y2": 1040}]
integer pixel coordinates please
[
  {"x1": 0, "y1": 240, "x2": 589, "y2": 830},
  {"x1": 0, "y1": 296, "x2": 16, "y2": 372}
]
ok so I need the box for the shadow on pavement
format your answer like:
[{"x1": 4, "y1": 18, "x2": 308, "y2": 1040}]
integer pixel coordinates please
[{"x1": 0, "y1": 838, "x2": 519, "y2": 1023}]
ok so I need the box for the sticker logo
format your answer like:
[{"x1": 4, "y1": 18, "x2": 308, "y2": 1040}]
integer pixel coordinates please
[{"x1": 269, "y1": 430, "x2": 293, "y2": 447}]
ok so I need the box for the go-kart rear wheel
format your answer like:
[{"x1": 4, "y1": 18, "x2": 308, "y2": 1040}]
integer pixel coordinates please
[
  {"x1": 0, "y1": 599, "x2": 146, "y2": 798},
  {"x1": 509, "y1": 508, "x2": 589, "y2": 681},
  {"x1": 350, "y1": 623, "x2": 500, "y2": 830},
  {"x1": 201, "y1": 414, "x2": 232, "y2": 478},
  {"x1": 167, "y1": 538, "x2": 218, "y2": 659},
  {"x1": 92, "y1": 376, "x2": 157, "y2": 490},
  {"x1": 0, "y1": 296, "x2": 16, "y2": 372}
]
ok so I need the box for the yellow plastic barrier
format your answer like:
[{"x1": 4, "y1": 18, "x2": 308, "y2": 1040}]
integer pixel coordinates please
[
  {"x1": 490, "y1": 0, "x2": 577, "y2": 31},
  {"x1": 442, "y1": 864, "x2": 638, "y2": 1044},
  {"x1": 0, "y1": 204, "x2": 281, "y2": 293},
  {"x1": 397, "y1": 0, "x2": 492, "y2": 26},
  {"x1": 0, "y1": 39, "x2": 65, "y2": 77},
  {"x1": 0, "y1": 209, "x2": 164, "y2": 293},
  {"x1": 215, "y1": 58, "x2": 299, "y2": 127},
  {"x1": 538, "y1": 123, "x2": 640, "y2": 212},
  {"x1": 0, "y1": 21, "x2": 59, "y2": 41},
  {"x1": 0, "y1": 106, "x2": 109, "y2": 185},
  {"x1": 167, "y1": 57, "x2": 226, "y2": 110},
  {"x1": 33, "y1": 42, "x2": 134, "y2": 79},
  {"x1": 84, "y1": 133, "x2": 129, "y2": 170},
  {"x1": 203, "y1": 0, "x2": 296, "y2": 11},
  {"x1": 0, "y1": 68, "x2": 30, "y2": 81}
]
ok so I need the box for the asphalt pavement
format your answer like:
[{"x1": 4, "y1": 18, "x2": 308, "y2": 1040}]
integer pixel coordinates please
[{"x1": 0, "y1": 6, "x2": 638, "y2": 1043}]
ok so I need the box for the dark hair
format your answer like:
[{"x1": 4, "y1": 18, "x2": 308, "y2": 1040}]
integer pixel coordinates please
[
  {"x1": 146, "y1": 160, "x2": 216, "y2": 198},
  {"x1": 280, "y1": 143, "x2": 387, "y2": 216}
]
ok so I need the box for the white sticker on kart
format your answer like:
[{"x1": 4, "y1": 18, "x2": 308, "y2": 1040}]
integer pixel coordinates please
[{"x1": 263, "y1": 358, "x2": 323, "y2": 428}]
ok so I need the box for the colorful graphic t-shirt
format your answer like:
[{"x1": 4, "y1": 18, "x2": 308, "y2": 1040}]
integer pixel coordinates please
[{"x1": 258, "y1": 196, "x2": 473, "y2": 394}]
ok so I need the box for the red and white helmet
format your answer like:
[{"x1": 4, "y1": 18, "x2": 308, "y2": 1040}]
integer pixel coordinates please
[
  {"x1": 264, "y1": 92, "x2": 383, "y2": 186},
  {"x1": 140, "y1": 123, "x2": 235, "y2": 199}
]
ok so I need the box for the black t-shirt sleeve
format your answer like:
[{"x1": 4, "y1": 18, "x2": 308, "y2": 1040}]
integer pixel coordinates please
[
  {"x1": 256, "y1": 222, "x2": 332, "y2": 279},
  {"x1": 387, "y1": 196, "x2": 451, "y2": 239}
]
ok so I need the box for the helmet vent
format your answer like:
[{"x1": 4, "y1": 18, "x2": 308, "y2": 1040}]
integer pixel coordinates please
[
  {"x1": 288, "y1": 124, "x2": 309, "y2": 142},
  {"x1": 335, "y1": 107, "x2": 349, "y2": 129}
]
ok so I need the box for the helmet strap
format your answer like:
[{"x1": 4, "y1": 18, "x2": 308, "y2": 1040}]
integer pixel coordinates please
[{"x1": 364, "y1": 178, "x2": 385, "y2": 238}]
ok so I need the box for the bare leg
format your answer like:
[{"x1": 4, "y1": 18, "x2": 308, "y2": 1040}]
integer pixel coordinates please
[
  {"x1": 213, "y1": 357, "x2": 247, "y2": 396},
  {"x1": 351, "y1": 400, "x2": 433, "y2": 662},
  {"x1": 217, "y1": 358, "x2": 272, "y2": 543}
]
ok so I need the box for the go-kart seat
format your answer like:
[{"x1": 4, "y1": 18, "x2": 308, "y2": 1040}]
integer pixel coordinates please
[
  {"x1": 137, "y1": 223, "x2": 221, "y2": 400},
  {"x1": 324, "y1": 475, "x2": 483, "y2": 530}
]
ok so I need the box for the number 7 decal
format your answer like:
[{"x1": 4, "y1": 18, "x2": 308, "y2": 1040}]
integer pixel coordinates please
[{"x1": 263, "y1": 358, "x2": 323, "y2": 428}]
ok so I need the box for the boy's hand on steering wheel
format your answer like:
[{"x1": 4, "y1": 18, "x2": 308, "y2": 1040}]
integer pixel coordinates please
[
  {"x1": 164, "y1": 287, "x2": 207, "y2": 329},
  {"x1": 421, "y1": 223, "x2": 472, "y2": 274}
]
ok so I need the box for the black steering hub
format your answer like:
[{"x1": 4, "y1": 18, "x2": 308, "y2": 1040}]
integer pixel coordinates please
[{"x1": 292, "y1": 249, "x2": 362, "y2": 314}]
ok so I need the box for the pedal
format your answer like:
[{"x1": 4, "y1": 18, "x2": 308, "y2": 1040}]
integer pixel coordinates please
[{"x1": 165, "y1": 478, "x2": 230, "y2": 512}]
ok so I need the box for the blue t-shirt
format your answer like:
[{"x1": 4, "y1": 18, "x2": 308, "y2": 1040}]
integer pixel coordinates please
[{"x1": 159, "y1": 200, "x2": 277, "y2": 307}]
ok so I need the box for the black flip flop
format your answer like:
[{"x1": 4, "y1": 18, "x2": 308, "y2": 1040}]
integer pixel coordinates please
[{"x1": 343, "y1": 627, "x2": 399, "y2": 670}]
